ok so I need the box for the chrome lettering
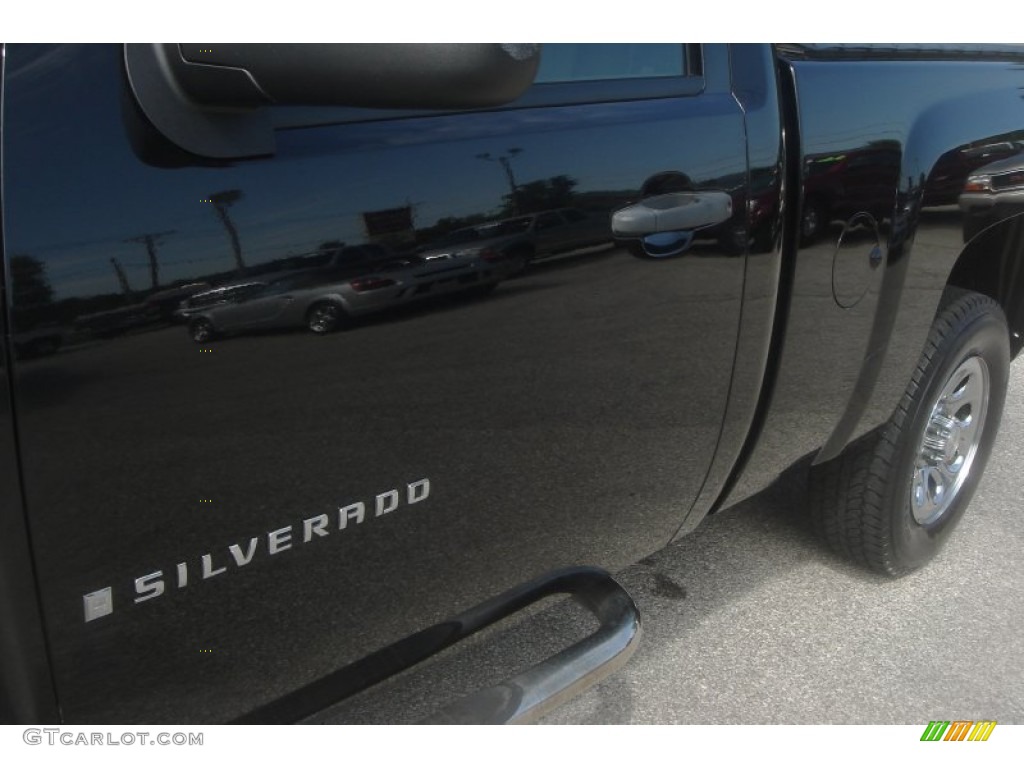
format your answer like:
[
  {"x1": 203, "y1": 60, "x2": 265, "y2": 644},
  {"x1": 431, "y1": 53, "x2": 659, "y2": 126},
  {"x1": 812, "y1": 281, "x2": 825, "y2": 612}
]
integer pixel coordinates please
[
  {"x1": 339, "y1": 502, "x2": 365, "y2": 529},
  {"x1": 134, "y1": 572, "x2": 164, "y2": 603},
  {"x1": 267, "y1": 526, "x2": 293, "y2": 555},
  {"x1": 303, "y1": 514, "x2": 329, "y2": 542},
  {"x1": 229, "y1": 537, "x2": 259, "y2": 566},
  {"x1": 85, "y1": 478, "x2": 432, "y2": 621},
  {"x1": 375, "y1": 490, "x2": 399, "y2": 516},
  {"x1": 201, "y1": 553, "x2": 227, "y2": 579},
  {"x1": 407, "y1": 478, "x2": 430, "y2": 504}
]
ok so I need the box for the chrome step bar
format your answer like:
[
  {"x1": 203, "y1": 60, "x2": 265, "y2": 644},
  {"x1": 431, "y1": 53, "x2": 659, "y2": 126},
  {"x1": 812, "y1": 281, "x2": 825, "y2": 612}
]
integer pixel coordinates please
[
  {"x1": 235, "y1": 566, "x2": 640, "y2": 724},
  {"x1": 423, "y1": 567, "x2": 641, "y2": 724}
]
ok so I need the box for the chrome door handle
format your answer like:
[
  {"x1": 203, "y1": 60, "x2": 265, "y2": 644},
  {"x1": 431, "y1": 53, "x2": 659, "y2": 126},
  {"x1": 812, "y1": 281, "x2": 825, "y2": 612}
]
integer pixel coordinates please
[{"x1": 611, "y1": 191, "x2": 733, "y2": 237}]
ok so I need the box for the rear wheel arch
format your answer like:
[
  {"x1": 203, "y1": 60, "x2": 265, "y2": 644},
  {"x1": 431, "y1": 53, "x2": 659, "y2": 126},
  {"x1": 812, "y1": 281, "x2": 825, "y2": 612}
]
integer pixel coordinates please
[{"x1": 947, "y1": 212, "x2": 1024, "y2": 357}]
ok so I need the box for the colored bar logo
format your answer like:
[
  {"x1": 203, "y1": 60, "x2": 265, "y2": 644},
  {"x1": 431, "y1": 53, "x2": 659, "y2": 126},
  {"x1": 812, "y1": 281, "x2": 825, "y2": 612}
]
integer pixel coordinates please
[{"x1": 920, "y1": 720, "x2": 996, "y2": 741}]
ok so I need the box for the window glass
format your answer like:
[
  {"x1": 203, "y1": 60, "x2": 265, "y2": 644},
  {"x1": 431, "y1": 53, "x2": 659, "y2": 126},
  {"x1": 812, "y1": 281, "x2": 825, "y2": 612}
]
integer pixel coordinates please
[
  {"x1": 496, "y1": 218, "x2": 533, "y2": 235},
  {"x1": 440, "y1": 228, "x2": 483, "y2": 246},
  {"x1": 535, "y1": 44, "x2": 684, "y2": 83},
  {"x1": 271, "y1": 45, "x2": 698, "y2": 130}
]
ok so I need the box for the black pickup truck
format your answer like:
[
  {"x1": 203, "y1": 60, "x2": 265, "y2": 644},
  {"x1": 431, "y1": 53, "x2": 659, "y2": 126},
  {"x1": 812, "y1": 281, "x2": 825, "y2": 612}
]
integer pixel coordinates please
[{"x1": 2, "y1": 43, "x2": 1023, "y2": 724}]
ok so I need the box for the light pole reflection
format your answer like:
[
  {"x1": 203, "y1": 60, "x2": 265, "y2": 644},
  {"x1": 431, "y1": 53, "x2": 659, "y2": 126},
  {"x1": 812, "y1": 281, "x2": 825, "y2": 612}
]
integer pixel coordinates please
[{"x1": 476, "y1": 148, "x2": 523, "y2": 214}]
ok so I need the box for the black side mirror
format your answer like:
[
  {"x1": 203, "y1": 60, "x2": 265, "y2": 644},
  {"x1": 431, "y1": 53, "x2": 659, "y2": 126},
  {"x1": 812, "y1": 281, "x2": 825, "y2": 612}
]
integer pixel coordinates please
[{"x1": 125, "y1": 44, "x2": 541, "y2": 160}]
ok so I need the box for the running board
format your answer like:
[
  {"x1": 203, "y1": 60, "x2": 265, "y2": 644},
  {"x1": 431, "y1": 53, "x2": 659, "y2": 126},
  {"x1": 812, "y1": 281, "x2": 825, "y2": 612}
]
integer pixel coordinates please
[
  {"x1": 234, "y1": 566, "x2": 640, "y2": 724},
  {"x1": 422, "y1": 567, "x2": 642, "y2": 724}
]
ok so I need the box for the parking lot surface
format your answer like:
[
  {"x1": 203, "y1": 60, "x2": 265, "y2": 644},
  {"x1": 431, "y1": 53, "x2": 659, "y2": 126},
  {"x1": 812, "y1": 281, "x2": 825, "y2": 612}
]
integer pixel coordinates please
[{"x1": 541, "y1": 356, "x2": 1024, "y2": 724}]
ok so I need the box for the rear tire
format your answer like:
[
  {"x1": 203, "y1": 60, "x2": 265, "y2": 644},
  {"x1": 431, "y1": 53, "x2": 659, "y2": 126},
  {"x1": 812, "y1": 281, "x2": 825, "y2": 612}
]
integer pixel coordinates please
[{"x1": 809, "y1": 289, "x2": 1009, "y2": 576}]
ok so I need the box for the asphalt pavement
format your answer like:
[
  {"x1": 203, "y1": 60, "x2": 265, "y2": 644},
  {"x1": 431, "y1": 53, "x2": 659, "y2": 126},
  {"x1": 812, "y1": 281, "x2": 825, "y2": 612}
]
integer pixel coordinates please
[{"x1": 539, "y1": 356, "x2": 1024, "y2": 724}]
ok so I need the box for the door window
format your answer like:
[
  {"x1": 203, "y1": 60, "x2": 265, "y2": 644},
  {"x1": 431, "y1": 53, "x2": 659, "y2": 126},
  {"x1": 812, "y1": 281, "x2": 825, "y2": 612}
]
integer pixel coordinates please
[{"x1": 535, "y1": 44, "x2": 686, "y2": 83}]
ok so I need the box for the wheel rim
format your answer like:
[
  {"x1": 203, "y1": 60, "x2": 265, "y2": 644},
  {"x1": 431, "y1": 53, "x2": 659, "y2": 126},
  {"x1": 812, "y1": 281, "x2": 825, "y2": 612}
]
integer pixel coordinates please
[
  {"x1": 910, "y1": 355, "x2": 989, "y2": 525},
  {"x1": 309, "y1": 305, "x2": 337, "y2": 332},
  {"x1": 193, "y1": 322, "x2": 210, "y2": 342},
  {"x1": 802, "y1": 206, "x2": 819, "y2": 239}
]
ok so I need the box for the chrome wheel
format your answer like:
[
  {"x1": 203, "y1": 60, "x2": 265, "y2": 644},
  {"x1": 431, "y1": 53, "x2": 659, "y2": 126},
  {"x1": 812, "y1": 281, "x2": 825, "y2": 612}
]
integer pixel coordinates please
[
  {"x1": 308, "y1": 303, "x2": 340, "y2": 333},
  {"x1": 810, "y1": 289, "x2": 1008, "y2": 575},
  {"x1": 801, "y1": 203, "x2": 822, "y2": 241},
  {"x1": 190, "y1": 319, "x2": 213, "y2": 343},
  {"x1": 910, "y1": 355, "x2": 989, "y2": 525}
]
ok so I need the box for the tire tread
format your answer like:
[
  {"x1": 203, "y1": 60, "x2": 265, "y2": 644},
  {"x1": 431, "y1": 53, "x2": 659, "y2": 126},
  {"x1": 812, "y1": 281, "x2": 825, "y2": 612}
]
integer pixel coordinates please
[{"x1": 809, "y1": 288, "x2": 1006, "y2": 576}]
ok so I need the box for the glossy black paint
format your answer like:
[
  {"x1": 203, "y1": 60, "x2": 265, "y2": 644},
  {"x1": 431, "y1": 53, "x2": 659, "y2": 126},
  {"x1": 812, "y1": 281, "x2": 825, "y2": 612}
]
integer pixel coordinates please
[
  {"x1": 0, "y1": 295, "x2": 58, "y2": 723},
  {"x1": 5, "y1": 43, "x2": 1024, "y2": 725},
  {"x1": 723, "y1": 56, "x2": 1024, "y2": 506},
  {"x1": 677, "y1": 44, "x2": 786, "y2": 536},
  {"x1": 3, "y1": 44, "x2": 752, "y2": 722},
  {"x1": 0, "y1": 44, "x2": 61, "y2": 722}
]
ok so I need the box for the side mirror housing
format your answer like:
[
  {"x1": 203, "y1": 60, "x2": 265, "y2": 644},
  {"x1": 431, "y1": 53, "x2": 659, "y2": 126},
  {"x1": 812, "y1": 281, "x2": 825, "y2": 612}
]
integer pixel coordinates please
[{"x1": 125, "y1": 44, "x2": 541, "y2": 159}]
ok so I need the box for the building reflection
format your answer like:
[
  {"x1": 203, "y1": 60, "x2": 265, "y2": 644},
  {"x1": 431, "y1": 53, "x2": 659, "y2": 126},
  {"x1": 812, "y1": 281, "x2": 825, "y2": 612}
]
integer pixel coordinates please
[{"x1": 800, "y1": 141, "x2": 901, "y2": 245}]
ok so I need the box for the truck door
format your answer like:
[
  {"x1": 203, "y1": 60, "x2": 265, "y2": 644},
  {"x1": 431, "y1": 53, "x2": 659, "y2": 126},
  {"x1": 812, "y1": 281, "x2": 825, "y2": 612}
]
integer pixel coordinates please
[{"x1": 2, "y1": 44, "x2": 762, "y2": 722}]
